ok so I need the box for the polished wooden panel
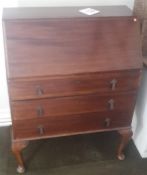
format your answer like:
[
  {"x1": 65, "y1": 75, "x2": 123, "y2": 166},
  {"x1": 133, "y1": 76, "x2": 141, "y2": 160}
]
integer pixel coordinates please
[
  {"x1": 11, "y1": 92, "x2": 136, "y2": 120},
  {"x1": 8, "y1": 70, "x2": 141, "y2": 100},
  {"x1": 4, "y1": 17, "x2": 142, "y2": 78},
  {"x1": 5, "y1": 17, "x2": 136, "y2": 39},
  {"x1": 2, "y1": 6, "x2": 132, "y2": 20},
  {"x1": 2, "y1": 6, "x2": 142, "y2": 170},
  {"x1": 13, "y1": 111, "x2": 132, "y2": 140}
]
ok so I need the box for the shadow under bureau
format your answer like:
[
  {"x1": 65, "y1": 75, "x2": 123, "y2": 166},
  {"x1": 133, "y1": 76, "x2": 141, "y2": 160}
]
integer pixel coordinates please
[{"x1": 2, "y1": 6, "x2": 142, "y2": 173}]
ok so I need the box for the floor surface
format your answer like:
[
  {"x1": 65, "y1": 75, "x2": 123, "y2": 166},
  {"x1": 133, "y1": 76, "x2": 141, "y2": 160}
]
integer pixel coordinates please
[{"x1": 0, "y1": 126, "x2": 147, "y2": 175}]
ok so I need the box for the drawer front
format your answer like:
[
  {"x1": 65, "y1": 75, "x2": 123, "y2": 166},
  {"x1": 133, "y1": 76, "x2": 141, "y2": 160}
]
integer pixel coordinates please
[
  {"x1": 13, "y1": 111, "x2": 132, "y2": 140},
  {"x1": 9, "y1": 70, "x2": 140, "y2": 100},
  {"x1": 11, "y1": 93, "x2": 136, "y2": 120}
]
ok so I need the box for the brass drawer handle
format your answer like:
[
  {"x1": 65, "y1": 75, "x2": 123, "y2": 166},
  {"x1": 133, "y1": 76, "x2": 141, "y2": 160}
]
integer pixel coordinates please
[
  {"x1": 36, "y1": 85, "x2": 44, "y2": 96},
  {"x1": 37, "y1": 125, "x2": 44, "y2": 135},
  {"x1": 110, "y1": 79, "x2": 117, "y2": 90},
  {"x1": 104, "y1": 118, "x2": 111, "y2": 127},
  {"x1": 108, "y1": 99, "x2": 114, "y2": 110},
  {"x1": 36, "y1": 106, "x2": 44, "y2": 117}
]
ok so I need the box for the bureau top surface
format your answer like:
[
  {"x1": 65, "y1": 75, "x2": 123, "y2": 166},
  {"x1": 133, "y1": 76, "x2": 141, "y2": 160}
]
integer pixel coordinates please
[{"x1": 3, "y1": 6, "x2": 132, "y2": 20}]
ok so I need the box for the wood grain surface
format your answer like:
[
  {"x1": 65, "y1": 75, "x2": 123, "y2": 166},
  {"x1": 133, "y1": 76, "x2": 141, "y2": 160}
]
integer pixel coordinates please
[{"x1": 4, "y1": 17, "x2": 142, "y2": 78}]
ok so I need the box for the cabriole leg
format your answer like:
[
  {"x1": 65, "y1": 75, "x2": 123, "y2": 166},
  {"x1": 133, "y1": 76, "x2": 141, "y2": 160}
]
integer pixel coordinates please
[
  {"x1": 12, "y1": 140, "x2": 29, "y2": 173},
  {"x1": 117, "y1": 128, "x2": 133, "y2": 160}
]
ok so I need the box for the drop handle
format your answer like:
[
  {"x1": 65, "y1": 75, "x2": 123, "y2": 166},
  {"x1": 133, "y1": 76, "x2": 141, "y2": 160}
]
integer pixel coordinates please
[
  {"x1": 36, "y1": 85, "x2": 44, "y2": 96},
  {"x1": 37, "y1": 125, "x2": 45, "y2": 135},
  {"x1": 104, "y1": 118, "x2": 111, "y2": 127},
  {"x1": 108, "y1": 99, "x2": 115, "y2": 110},
  {"x1": 36, "y1": 106, "x2": 44, "y2": 117},
  {"x1": 110, "y1": 79, "x2": 117, "y2": 90}
]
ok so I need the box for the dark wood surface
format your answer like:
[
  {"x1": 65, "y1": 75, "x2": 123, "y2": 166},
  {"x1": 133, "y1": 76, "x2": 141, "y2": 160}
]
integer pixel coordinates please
[
  {"x1": 13, "y1": 111, "x2": 132, "y2": 140},
  {"x1": 117, "y1": 128, "x2": 133, "y2": 160},
  {"x1": 8, "y1": 70, "x2": 141, "y2": 100},
  {"x1": 11, "y1": 92, "x2": 136, "y2": 120},
  {"x1": 12, "y1": 140, "x2": 29, "y2": 173},
  {"x1": 2, "y1": 6, "x2": 142, "y2": 172},
  {"x1": 4, "y1": 17, "x2": 142, "y2": 78},
  {"x1": 3, "y1": 6, "x2": 132, "y2": 20}
]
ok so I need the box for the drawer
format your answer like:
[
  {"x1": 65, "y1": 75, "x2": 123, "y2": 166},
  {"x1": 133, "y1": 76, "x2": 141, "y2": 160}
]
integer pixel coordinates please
[
  {"x1": 13, "y1": 111, "x2": 132, "y2": 140},
  {"x1": 11, "y1": 92, "x2": 136, "y2": 120},
  {"x1": 9, "y1": 70, "x2": 140, "y2": 100}
]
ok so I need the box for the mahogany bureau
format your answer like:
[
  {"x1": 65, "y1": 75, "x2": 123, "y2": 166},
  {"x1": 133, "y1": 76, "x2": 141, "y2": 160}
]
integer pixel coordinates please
[{"x1": 2, "y1": 6, "x2": 142, "y2": 173}]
